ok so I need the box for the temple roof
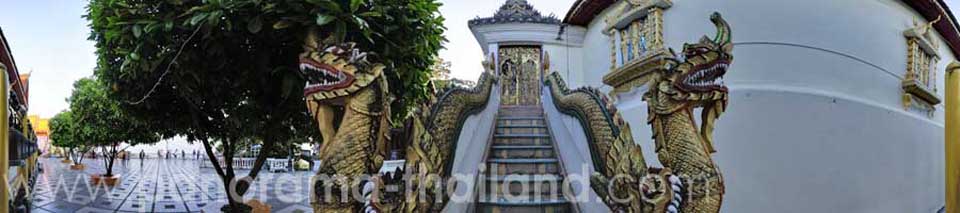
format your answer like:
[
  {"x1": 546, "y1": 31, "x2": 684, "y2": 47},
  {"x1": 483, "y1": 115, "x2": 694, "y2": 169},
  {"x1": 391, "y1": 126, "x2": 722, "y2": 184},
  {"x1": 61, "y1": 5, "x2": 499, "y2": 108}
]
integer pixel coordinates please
[{"x1": 469, "y1": 0, "x2": 561, "y2": 27}]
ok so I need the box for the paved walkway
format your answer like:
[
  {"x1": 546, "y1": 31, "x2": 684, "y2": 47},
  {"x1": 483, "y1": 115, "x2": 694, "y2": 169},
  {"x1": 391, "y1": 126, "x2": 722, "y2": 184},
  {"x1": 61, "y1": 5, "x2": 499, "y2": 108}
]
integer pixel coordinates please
[{"x1": 31, "y1": 157, "x2": 313, "y2": 213}]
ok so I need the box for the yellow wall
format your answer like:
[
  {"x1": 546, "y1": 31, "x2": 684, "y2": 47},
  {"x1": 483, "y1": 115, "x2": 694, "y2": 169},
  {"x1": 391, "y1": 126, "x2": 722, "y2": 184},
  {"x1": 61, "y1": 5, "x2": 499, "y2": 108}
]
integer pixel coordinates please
[{"x1": 27, "y1": 115, "x2": 48, "y2": 137}]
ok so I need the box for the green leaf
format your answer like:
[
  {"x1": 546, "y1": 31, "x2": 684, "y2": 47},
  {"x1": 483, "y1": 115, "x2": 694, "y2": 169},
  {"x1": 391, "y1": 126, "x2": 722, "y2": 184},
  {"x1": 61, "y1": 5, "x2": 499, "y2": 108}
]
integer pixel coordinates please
[
  {"x1": 272, "y1": 20, "x2": 291, "y2": 29},
  {"x1": 304, "y1": 0, "x2": 326, "y2": 6},
  {"x1": 132, "y1": 25, "x2": 143, "y2": 38},
  {"x1": 247, "y1": 17, "x2": 263, "y2": 33},
  {"x1": 144, "y1": 23, "x2": 160, "y2": 34},
  {"x1": 353, "y1": 16, "x2": 368, "y2": 30},
  {"x1": 312, "y1": 1, "x2": 342, "y2": 13},
  {"x1": 349, "y1": 0, "x2": 362, "y2": 12},
  {"x1": 315, "y1": 14, "x2": 334, "y2": 26},
  {"x1": 189, "y1": 13, "x2": 209, "y2": 26},
  {"x1": 359, "y1": 11, "x2": 381, "y2": 17}
]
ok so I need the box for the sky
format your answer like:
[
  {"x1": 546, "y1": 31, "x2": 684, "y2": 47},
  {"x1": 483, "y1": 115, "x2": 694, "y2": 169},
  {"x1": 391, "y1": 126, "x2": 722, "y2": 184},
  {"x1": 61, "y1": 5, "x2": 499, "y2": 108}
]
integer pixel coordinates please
[
  {"x1": 1, "y1": 0, "x2": 959, "y2": 119},
  {"x1": 0, "y1": 0, "x2": 577, "y2": 119}
]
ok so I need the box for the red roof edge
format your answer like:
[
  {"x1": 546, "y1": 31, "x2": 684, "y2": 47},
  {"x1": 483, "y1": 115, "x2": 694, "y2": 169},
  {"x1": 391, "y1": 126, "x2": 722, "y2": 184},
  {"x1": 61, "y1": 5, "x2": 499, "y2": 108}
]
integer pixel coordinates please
[
  {"x1": 563, "y1": 0, "x2": 960, "y2": 59},
  {"x1": 0, "y1": 28, "x2": 29, "y2": 107},
  {"x1": 906, "y1": 0, "x2": 960, "y2": 59},
  {"x1": 563, "y1": 0, "x2": 613, "y2": 26}
]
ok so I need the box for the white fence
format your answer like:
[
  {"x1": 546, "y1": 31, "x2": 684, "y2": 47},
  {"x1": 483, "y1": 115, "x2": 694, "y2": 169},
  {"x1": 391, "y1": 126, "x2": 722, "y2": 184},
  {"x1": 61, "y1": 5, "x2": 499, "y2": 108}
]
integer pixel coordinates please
[
  {"x1": 199, "y1": 157, "x2": 256, "y2": 170},
  {"x1": 267, "y1": 158, "x2": 290, "y2": 172},
  {"x1": 199, "y1": 157, "x2": 290, "y2": 172}
]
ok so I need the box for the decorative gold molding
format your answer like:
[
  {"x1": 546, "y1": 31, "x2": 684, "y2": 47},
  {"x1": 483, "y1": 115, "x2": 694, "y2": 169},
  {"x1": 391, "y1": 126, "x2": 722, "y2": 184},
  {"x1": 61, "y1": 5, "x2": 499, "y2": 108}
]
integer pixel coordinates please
[
  {"x1": 602, "y1": 0, "x2": 671, "y2": 95},
  {"x1": 902, "y1": 16, "x2": 943, "y2": 115},
  {"x1": 498, "y1": 46, "x2": 542, "y2": 105},
  {"x1": 602, "y1": 49, "x2": 673, "y2": 97}
]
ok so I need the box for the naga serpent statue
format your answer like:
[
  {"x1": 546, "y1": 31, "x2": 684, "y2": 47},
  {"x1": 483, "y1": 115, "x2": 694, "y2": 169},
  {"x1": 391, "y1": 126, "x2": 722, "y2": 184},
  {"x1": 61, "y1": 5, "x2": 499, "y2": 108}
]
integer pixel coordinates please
[
  {"x1": 301, "y1": 29, "x2": 499, "y2": 211},
  {"x1": 300, "y1": 30, "x2": 392, "y2": 212},
  {"x1": 545, "y1": 12, "x2": 732, "y2": 213},
  {"x1": 395, "y1": 71, "x2": 497, "y2": 212}
]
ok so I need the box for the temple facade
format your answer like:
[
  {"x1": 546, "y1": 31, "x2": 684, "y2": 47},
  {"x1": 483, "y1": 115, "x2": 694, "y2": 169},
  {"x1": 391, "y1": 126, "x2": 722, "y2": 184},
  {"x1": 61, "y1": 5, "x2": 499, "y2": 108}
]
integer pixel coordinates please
[{"x1": 464, "y1": 0, "x2": 959, "y2": 212}]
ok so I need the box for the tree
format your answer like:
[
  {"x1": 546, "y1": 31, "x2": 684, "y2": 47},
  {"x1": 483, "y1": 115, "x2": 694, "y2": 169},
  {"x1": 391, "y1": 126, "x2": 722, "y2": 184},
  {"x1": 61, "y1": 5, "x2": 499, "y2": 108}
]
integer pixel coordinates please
[
  {"x1": 49, "y1": 110, "x2": 90, "y2": 166},
  {"x1": 85, "y1": 0, "x2": 444, "y2": 211},
  {"x1": 431, "y1": 58, "x2": 452, "y2": 81},
  {"x1": 68, "y1": 78, "x2": 159, "y2": 178}
]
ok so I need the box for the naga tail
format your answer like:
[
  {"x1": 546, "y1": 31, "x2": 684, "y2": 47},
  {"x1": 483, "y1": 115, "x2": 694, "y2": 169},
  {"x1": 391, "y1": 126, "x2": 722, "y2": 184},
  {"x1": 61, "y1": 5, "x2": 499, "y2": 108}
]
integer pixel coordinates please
[
  {"x1": 544, "y1": 72, "x2": 649, "y2": 212},
  {"x1": 401, "y1": 72, "x2": 498, "y2": 212}
]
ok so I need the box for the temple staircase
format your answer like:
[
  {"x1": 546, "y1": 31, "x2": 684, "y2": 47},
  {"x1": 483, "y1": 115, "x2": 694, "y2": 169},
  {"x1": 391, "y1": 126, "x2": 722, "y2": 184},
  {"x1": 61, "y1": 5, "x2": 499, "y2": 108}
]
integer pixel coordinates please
[{"x1": 476, "y1": 105, "x2": 571, "y2": 212}]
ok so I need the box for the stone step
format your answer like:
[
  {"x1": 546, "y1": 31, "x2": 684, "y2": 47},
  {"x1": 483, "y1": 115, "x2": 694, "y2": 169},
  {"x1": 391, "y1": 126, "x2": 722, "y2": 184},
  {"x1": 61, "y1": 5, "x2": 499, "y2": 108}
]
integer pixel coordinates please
[
  {"x1": 493, "y1": 135, "x2": 551, "y2": 146},
  {"x1": 489, "y1": 148, "x2": 554, "y2": 159},
  {"x1": 484, "y1": 174, "x2": 566, "y2": 197},
  {"x1": 479, "y1": 104, "x2": 568, "y2": 213},
  {"x1": 486, "y1": 174, "x2": 563, "y2": 182},
  {"x1": 476, "y1": 197, "x2": 570, "y2": 213},
  {"x1": 490, "y1": 145, "x2": 554, "y2": 150},
  {"x1": 498, "y1": 105, "x2": 543, "y2": 110},
  {"x1": 494, "y1": 133, "x2": 550, "y2": 138},
  {"x1": 497, "y1": 116, "x2": 544, "y2": 120},
  {"x1": 496, "y1": 124, "x2": 547, "y2": 128},
  {"x1": 498, "y1": 107, "x2": 543, "y2": 112},
  {"x1": 496, "y1": 119, "x2": 545, "y2": 126},
  {"x1": 498, "y1": 110, "x2": 543, "y2": 117},
  {"x1": 495, "y1": 127, "x2": 548, "y2": 135},
  {"x1": 487, "y1": 161, "x2": 560, "y2": 175},
  {"x1": 488, "y1": 158, "x2": 558, "y2": 164},
  {"x1": 483, "y1": 182, "x2": 566, "y2": 201}
]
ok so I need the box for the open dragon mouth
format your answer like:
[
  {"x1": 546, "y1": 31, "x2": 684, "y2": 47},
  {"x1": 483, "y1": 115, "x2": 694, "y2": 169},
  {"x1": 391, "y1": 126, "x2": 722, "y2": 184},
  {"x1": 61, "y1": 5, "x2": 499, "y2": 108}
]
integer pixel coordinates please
[
  {"x1": 677, "y1": 59, "x2": 729, "y2": 93},
  {"x1": 301, "y1": 58, "x2": 355, "y2": 95}
]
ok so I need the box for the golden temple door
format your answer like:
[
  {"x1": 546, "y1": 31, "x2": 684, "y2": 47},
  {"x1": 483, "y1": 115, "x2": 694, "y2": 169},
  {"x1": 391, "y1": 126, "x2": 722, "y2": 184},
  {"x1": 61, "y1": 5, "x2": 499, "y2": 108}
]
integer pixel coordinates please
[{"x1": 498, "y1": 46, "x2": 542, "y2": 106}]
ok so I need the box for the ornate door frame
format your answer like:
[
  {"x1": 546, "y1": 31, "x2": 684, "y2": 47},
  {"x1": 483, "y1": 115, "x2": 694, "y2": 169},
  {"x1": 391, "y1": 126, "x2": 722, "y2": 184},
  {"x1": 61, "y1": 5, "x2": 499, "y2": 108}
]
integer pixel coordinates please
[{"x1": 498, "y1": 46, "x2": 542, "y2": 106}]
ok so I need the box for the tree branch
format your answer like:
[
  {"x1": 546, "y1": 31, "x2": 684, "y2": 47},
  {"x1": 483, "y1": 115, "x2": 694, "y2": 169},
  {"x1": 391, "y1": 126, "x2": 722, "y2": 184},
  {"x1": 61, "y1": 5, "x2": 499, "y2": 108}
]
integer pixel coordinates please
[{"x1": 199, "y1": 137, "x2": 226, "y2": 178}]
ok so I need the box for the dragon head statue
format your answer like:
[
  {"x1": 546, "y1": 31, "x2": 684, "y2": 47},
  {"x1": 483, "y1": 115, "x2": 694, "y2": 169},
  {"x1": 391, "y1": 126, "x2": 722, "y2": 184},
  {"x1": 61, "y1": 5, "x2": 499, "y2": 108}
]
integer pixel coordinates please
[
  {"x1": 647, "y1": 12, "x2": 732, "y2": 153},
  {"x1": 302, "y1": 29, "x2": 393, "y2": 212},
  {"x1": 300, "y1": 30, "x2": 389, "y2": 147},
  {"x1": 300, "y1": 31, "x2": 385, "y2": 101}
]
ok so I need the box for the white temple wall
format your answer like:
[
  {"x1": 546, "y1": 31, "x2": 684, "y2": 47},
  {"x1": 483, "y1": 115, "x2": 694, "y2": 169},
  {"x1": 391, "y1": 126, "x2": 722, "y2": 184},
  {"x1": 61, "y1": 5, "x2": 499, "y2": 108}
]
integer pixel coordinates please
[
  {"x1": 579, "y1": 9, "x2": 616, "y2": 91},
  {"x1": 542, "y1": 43, "x2": 584, "y2": 88},
  {"x1": 569, "y1": 0, "x2": 952, "y2": 212}
]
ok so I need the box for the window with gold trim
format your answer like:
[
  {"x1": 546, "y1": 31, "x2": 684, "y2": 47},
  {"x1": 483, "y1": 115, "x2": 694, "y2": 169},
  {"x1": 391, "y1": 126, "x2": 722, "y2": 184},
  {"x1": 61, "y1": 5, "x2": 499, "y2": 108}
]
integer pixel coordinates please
[
  {"x1": 601, "y1": 0, "x2": 672, "y2": 97},
  {"x1": 902, "y1": 17, "x2": 943, "y2": 115}
]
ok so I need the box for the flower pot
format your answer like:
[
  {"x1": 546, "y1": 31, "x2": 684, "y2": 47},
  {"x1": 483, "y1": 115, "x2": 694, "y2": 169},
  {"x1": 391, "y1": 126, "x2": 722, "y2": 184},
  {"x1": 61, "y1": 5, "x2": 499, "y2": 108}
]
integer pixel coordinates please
[
  {"x1": 245, "y1": 200, "x2": 271, "y2": 213},
  {"x1": 69, "y1": 164, "x2": 84, "y2": 170},
  {"x1": 91, "y1": 174, "x2": 120, "y2": 186}
]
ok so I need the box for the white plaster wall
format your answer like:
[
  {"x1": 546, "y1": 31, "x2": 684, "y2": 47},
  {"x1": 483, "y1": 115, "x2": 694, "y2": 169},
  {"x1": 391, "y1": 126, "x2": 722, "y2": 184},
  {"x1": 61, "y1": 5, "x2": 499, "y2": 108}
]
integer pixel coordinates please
[
  {"x1": 662, "y1": 0, "x2": 949, "y2": 120},
  {"x1": 580, "y1": 14, "x2": 616, "y2": 91},
  {"x1": 443, "y1": 84, "x2": 501, "y2": 212},
  {"x1": 569, "y1": 0, "x2": 952, "y2": 212},
  {"x1": 543, "y1": 43, "x2": 584, "y2": 88}
]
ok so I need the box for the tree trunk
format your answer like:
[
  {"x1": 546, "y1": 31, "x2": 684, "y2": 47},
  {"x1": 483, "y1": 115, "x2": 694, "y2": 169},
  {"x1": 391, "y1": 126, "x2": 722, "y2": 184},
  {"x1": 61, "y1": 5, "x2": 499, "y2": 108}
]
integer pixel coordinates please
[
  {"x1": 105, "y1": 143, "x2": 118, "y2": 177},
  {"x1": 240, "y1": 131, "x2": 277, "y2": 195}
]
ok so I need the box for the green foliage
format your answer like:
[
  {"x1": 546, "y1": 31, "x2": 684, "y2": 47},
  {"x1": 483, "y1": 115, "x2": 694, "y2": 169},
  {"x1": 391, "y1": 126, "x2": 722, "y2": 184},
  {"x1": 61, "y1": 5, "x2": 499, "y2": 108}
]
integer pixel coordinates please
[
  {"x1": 50, "y1": 110, "x2": 94, "y2": 164},
  {"x1": 68, "y1": 78, "x2": 159, "y2": 148},
  {"x1": 85, "y1": 0, "x2": 445, "y2": 125},
  {"x1": 85, "y1": 0, "x2": 440, "y2": 205},
  {"x1": 49, "y1": 111, "x2": 80, "y2": 149}
]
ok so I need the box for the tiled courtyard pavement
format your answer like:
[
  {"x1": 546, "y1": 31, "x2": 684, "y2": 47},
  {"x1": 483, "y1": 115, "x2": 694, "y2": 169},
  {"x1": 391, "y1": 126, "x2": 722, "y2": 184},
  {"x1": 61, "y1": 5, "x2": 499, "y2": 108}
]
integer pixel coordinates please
[{"x1": 31, "y1": 157, "x2": 314, "y2": 213}]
